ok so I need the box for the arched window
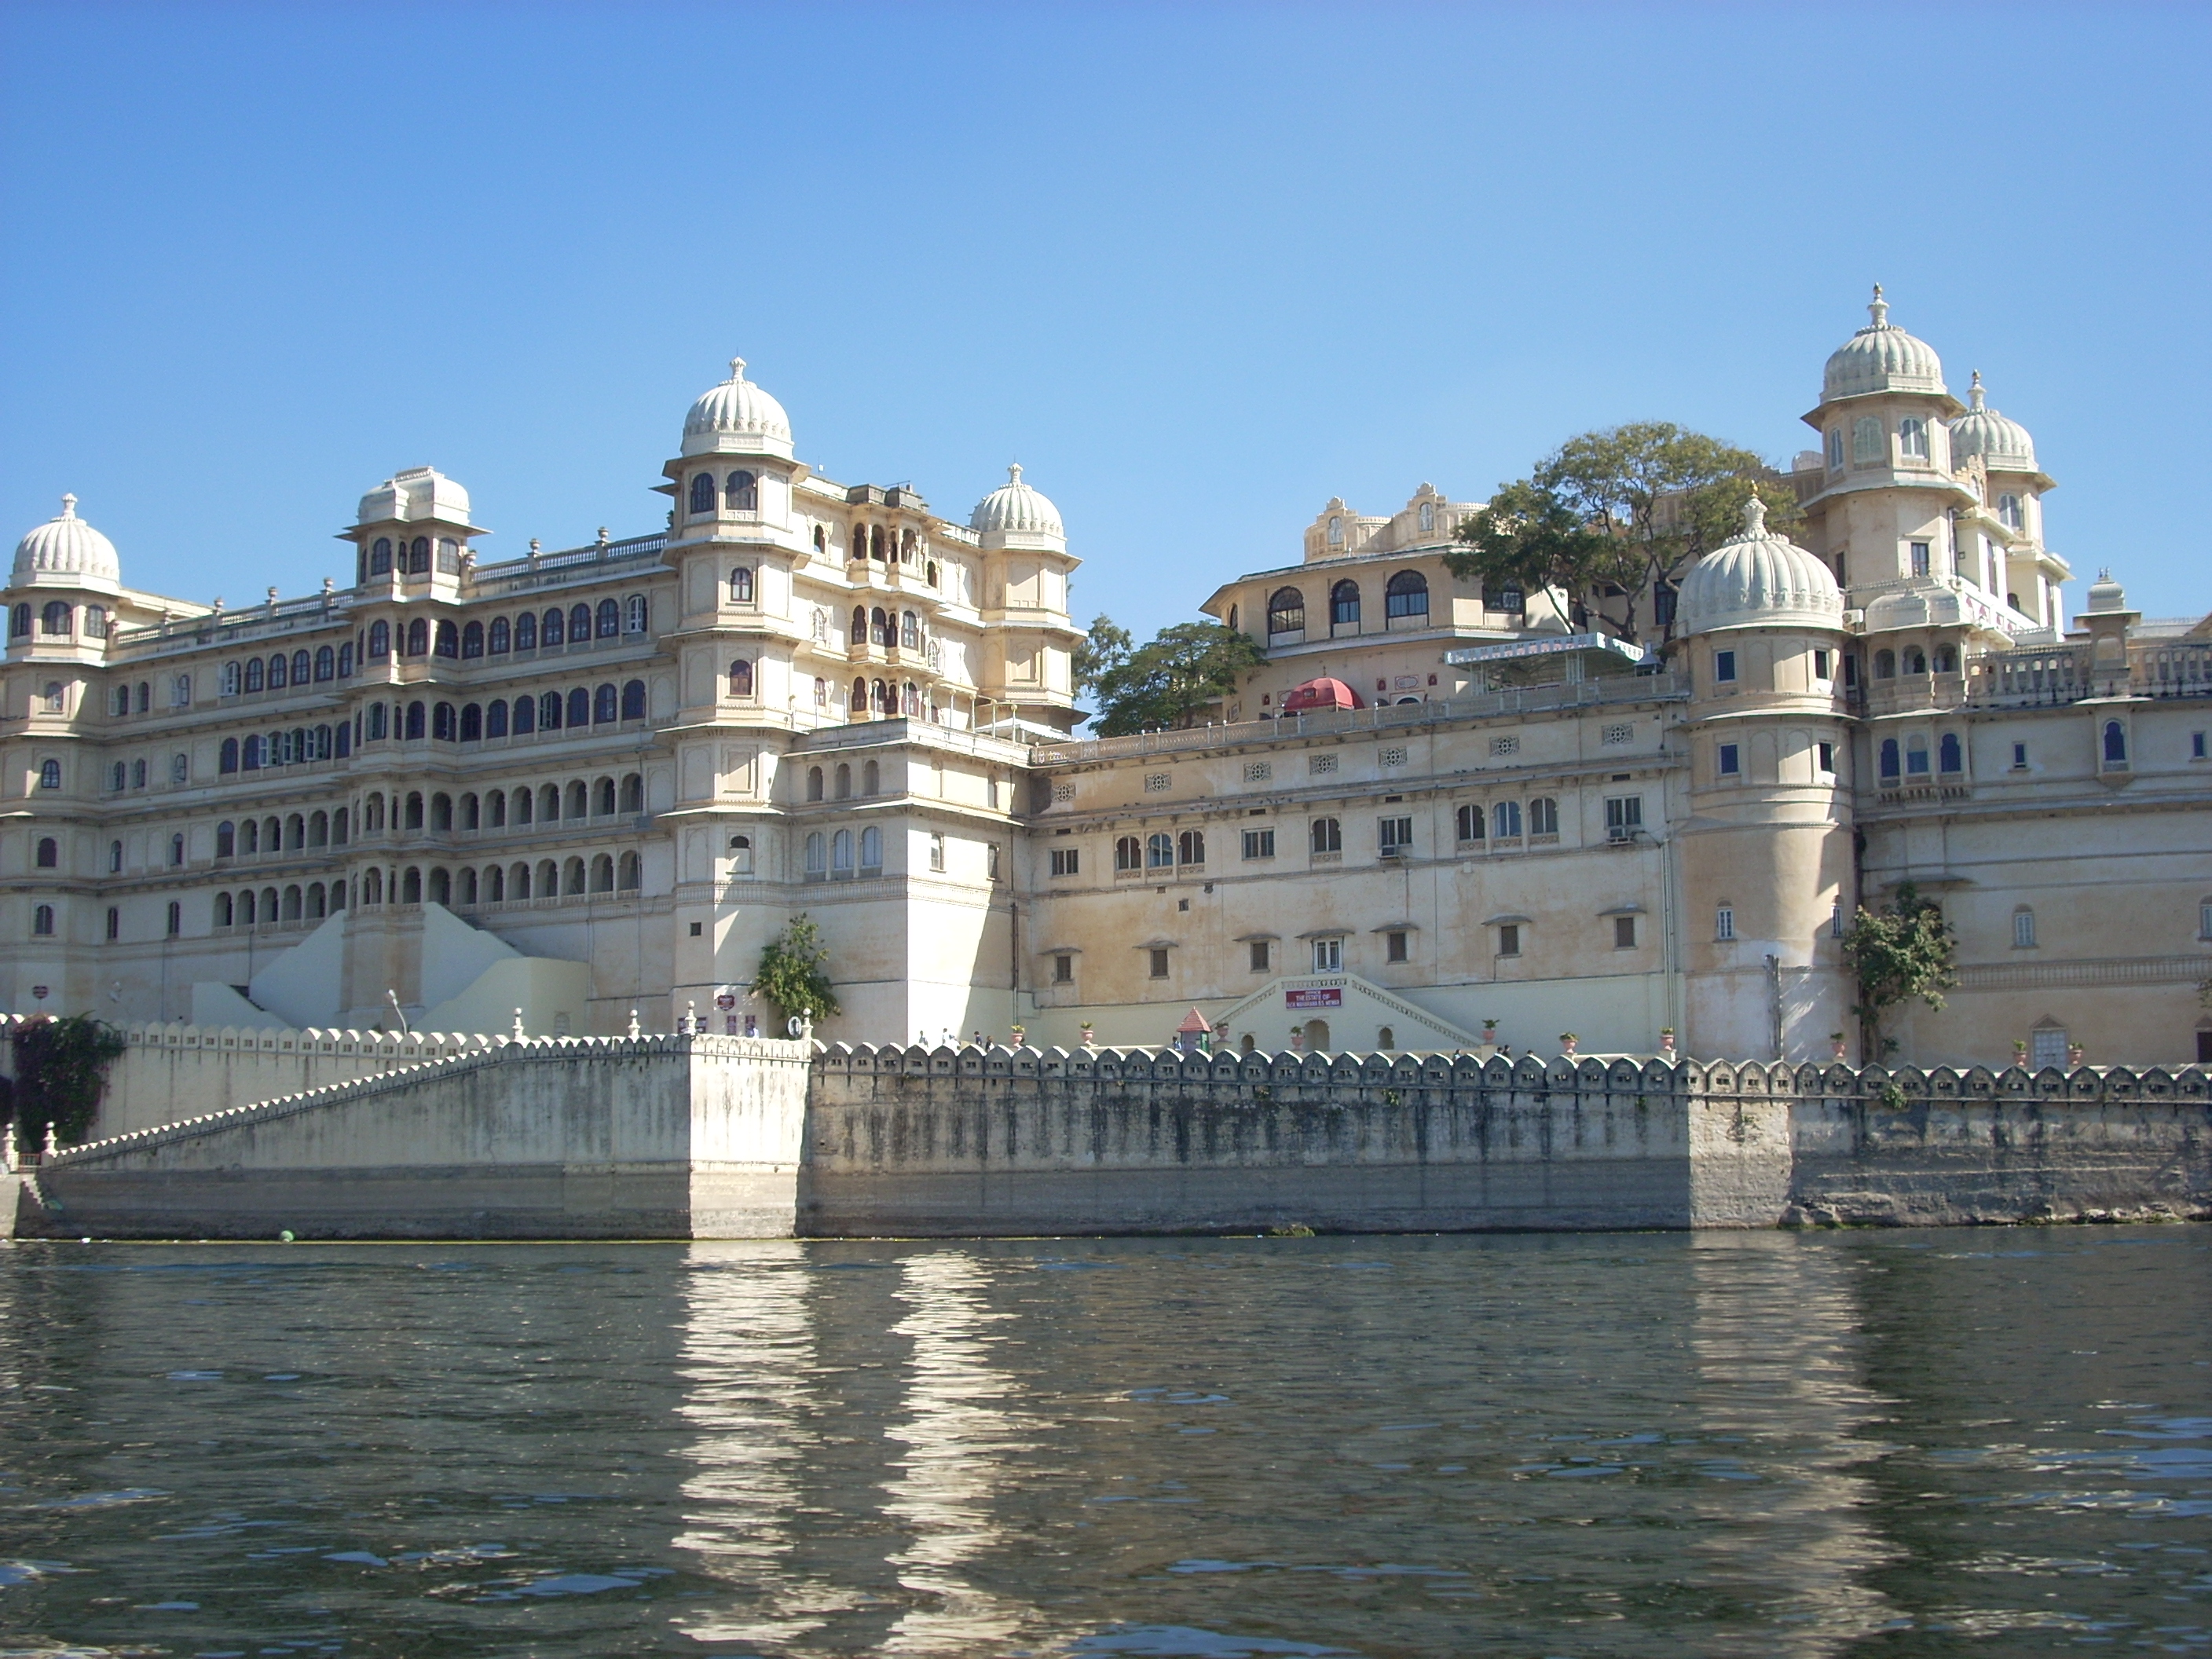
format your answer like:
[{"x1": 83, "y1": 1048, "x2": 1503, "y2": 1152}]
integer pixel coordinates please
[
  {"x1": 408, "y1": 536, "x2": 430, "y2": 574},
  {"x1": 1385, "y1": 570, "x2": 1430, "y2": 621},
  {"x1": 489, "y1": 616, "x2": 511, "y2": 654},
  {"x1": 1998, "y1": 493, "x2": 2023, "y2": 531},
  {"x1": 541, "y1": 607, "x2": 565, "y2": 646},
  {"x1": 1419, "y1": 500, "x2": 1436, "y2": 534},
  {"x1": 218, "y1": 661, "x2": 240, "y2": 698},
  {"x1": 832, "y1": 828, "x2": 855, "y2": 877},
  {"x1": 216, "y1": 892, "x2": 233, "y2": 928},
  {"x1": 284, "y1": 883, "x2": 304, "y2": 920},
  {"x1": 871, "y1": 607, "x2": 890, "y2": 646},
  {"x1": 1852, "y1": 416, "x2": 1883, "y2": 463},
  {"x1": 537, "y1": 690, "x2": 558, "y2": 731},
  {"x1": 690, "y1": 472, "x2": 716, "y2": 515},
  {"x1": 625, "y1": 595, "x2": 648, "y2": 633},
  {"x1": 487, "y1": 699, "x2": 509, "y2": 738},
  {"x1": 1906, "y1": 737, "x2": 1930, "y2": 776},
  {"x1": 1939, "y1": 733, "x2": 1962, "y2": 773},
  {"x1": 1933, "y1": 644, "x2": 1957, "y2": 673},
  {"x1": 567, "y1": 603, "x2": 591, "y2": 645},
  {"x1": 1115, "y1": 835, "x2": 1141, "y2": 871},
  {"x1": 594, "y1": 683, "x2": 618, "y2": 723},
  {"x1": 593, "y1": 776, "x2": 614, "y2": 816},
  {"x1": 1873, "y1": 649, "x2": 1896, "y2": 679},
  {"x1": 2104, "y1": 720, "x2": 2128, "y2": 767},
  {"x1": 290, "y1": 650, "x2": 310, "y2": 687},
  {"x1": 35, "y1": 837, "x2": 57, "y2": 868},
  {"x1": 438, "y1": 537, "x2": 461, "y2": 573},
  {"x1": 241, "y1": 734, "x2": 264, "y2": 770},
  {"x1": 621, "y1": 679, "x2": 645, "y2": 720},
  {"x1": 42, "y1": 682, "x2": 64, "y2": 714},
  {"x1": 405, "y1": 701, "x2": 426, "y2": 740},
  {"x1": 1310, "y1": 817, "x2": 1341, "y2": 854},
  {"x1": 31, "y1": 904, "x2": 53, "y2": 936},
  {"x1": 1492, "y1": 800, "x2": 1522, "y2": 839},
  {"x1": 859, "y1": 826, "x2": 882, "y2": 873},
  {"x1": 850, "y1": 605, "x2": 867, "y2": 646},
  {"x1": 871, "y1": 525, "x2": 886, "y2": 561},
  {"x1": 619, "y1": 851, "x2": 641, "y2": 891},
  {"x1": 873, "y1": 678, "x2": 892, "y2": 716},
  {"x1": 515, "y1": 611, "x2": 537, "y2": 650},
  {"x1": 1879, "y1": 738, "x2": 1901, "y2": 778},
  {"x1": 1330, "y1": 580, "x2": 1361, "y2": 631},
  {"x1": 621, "y1": 773, "x2": 643, "y2": 812},
  {"x1": 401, "y1": 618, "x2": 426, "y2": 657},
  {"x1": 728, "y1": 660, "x2": 754, "y2": 698},
  {"x1": 309, "y1": 810, "x2": 328, "y2": 846},
  {"x1": 401, "y1": 867, "x2": 422, "y2": 904},
  {"x1": 834, "y1": 763, "x2": 851, "y2": 800},
  {"x1": 266, "y1": 653, "x2": 287, "y2": 690},
  {"x1": 1267, "y1": 587, "x2": 1306, "y2": 636},
  {"x1": 1904, "y1": 646, "x2": 1928, "y2": 675},
  {"x1": 861, "y1": 759, "x2": 880, "y2": 796},
  {"x1": 1146, "y1": 832, "x2": 1174, "y2": 868},
  {"x1": 6, "y1": 602, "x2": 26, "y2": 638},
  {"x1": 433, "y1": 701, "x2": 457, "y2": 741},
  {"x1": 1456, "y1": 802, "x2": 1485, "y2": 841},
  {"x1": 731, "y1": 567, "x2": 756, "y2": 603},
  {"x1": 367, "y1": 621, "x2": 390, "y2": 659},
  {"x1": 338, "y1": 643, "x2": 354, "y2": 677},
  {"x1": 595, "y1": 599, "x2": 619, "y2": 639},
  {"x1": 370, "y1": 536, "x2": 393, "y2": 575},
  {"x1": 727, "y1": 470, "x2": 758, "y2": 510},
  {"x1": 2013, "y1": 907, "x2": 2037, "y2": 949},
  {"x1": 460, "y1": 703, "x2": 482, "y2": 742},
  {"x1": 589, "y1": 854, "x2": 613, "y2": 893},
  {"x1": 900, "y1": 610, "x2": 919, "y2": 650},
  {"x1": 312, "y1": 644, "x2": 335, "y2": 681},
  {"x1": 540, "y1": 784, "x2": 560, "y2": 822},
  {"x1": 804, "y1": 833, "x2": 826, "y2": 881},
  {"x1": 807, "y1": 766, "x2": 824, "y2": 802},
  {"x1": 504, "y1": 864, "x2": 524, "y2": 901},
  {"x1": 244, "y1": 657, "x2": 266, "y2": 693},
  {"x1": 1326, "y1": 515, "x2": 1343, "y2": 548},
  {"x1": 131, "y1": 757, "x2": 147, "y2": 787},
  {"x1": 1178, "y1": 829, "x2": 1205, "y2": 865},
  {"x1": 1529, "y1": 797, "x2": 1558, "y2": 836},
  {"x1": 40, "y1": 599, "x2": 71, "y2": 635},
  {"x1": 220, "y1": 738, "x2": 239, "y2": 774},
  {"x1": 850, "y1": 676, "x2": 866, "y2": 715},
  {"x1": 433, "y1": 621, "x2": 457, "y2": 658},
  {"x1": 567, "y1": 687, "x2": 590, "y2": 727},
  {"x1": 903, "y1": 682, "x2": 921, "y2": 716},
  {"x1": 109, "y1": 760, "x2": 125, "y2": 789},
  {"x1": 1899, "y1": 416, "x2": 1928, "y2": 460}
]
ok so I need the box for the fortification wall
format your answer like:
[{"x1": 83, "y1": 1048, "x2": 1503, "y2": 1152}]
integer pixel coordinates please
[{"x1": 16, "y1": 1034, "x2": 810, "y2": 1241}]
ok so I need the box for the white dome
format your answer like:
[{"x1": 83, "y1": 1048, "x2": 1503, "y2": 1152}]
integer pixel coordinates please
[
  {"x1": 1947, "y1": 372, "x2": 2038, "y2": 471},
  {"x1": 12, "y1": 495, "x2": 120, "y2": 588},
  {"x1": 681, "y1": 357, "x2": 793, "y2": 459},
  {"x1": 1678, "y1": 496, "x2": 1844, "y2": 635},
  {"x1": 969, "y1": 464, "x2": 1064, "y2": 545},
  {"x1": 1822, "y1": 286, "x2": 1946, "y2": 401}
]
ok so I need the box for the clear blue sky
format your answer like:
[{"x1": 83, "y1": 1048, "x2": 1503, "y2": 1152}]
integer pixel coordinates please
[{"x1": 3, "y1": 2, "x2": 2207, "y2": 635}]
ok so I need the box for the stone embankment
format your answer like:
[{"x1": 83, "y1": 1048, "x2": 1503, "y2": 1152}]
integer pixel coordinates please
[{"x1": 4, "y1": 1031, "x2": 2206, "y2": 1239}]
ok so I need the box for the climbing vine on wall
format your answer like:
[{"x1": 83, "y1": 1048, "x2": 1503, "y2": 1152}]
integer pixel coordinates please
[{"x1": 8, "y1": 1014, "x2": 129, "y2": 1148}]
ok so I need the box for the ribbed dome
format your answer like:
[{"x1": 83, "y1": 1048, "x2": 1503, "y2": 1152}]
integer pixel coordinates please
[
  {"x1": 2083, "y1": 568, "x2": 2128, "y2": 613},
  {"x1": 969, "y1": 464, "x2": 1064, "y2": 543},
  {"x1": 1947, "y1": 372, "x2": 2037, "y2": 471},
  {"x1": 681, "y1": 357, "x2": 793, "y2": 459},
  {"x1": 1822, "y1": 286, "x2": 1946, "y2": 401},
  {"x1": 12, "y1": 495, "x2": 120, "y2": 588},
  {"x1": 1678, "y1": 496, "x2": 1844, "y2": 635}
]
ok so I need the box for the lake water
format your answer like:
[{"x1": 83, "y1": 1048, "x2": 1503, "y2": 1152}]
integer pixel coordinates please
[{"x1": 1, "y1": 1229, "x2": 2208, "y2": 1658}]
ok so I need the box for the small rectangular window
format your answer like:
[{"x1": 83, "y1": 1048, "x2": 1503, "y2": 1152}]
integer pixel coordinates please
[
  {"x1": 2199, "y1": 900, "x2": 2212, "y2": 943},
  {"x1": 1714, "y1": 650, "x2": 1737, "y2": 683},
  {"x1": 1816, "y1": 741, "x2": 1836, "y2": 775},
  {"x1": 2012, "y1": 742, "x2": 2028, "y2": 770},
  {"x1": 2013, "y1": 909, "x2": 2037, "y2": 949},
  {"x1": 1910, "y1": 541, "x2": 1931, "y2": 577},
  {"x1": 1496, "y1": 923, "x2": 1521, "y2": 958},
  {"x1": 1718, "y1": 743, "x2": 1741, "y2": 777},
  {"x1": 1716, "y1": 906, "x2": 1736, "y2": 941},
  {"x1": 1812, "y1": 649, "x2": 1831, "y2": 681},
  {"x1": 1242, "y1": 828, "x2": 1276, "y2": 860},
  {"x1": 1053, "y1": 953, "x2": 1074, "y2": 983},
  {"x1": 1842, "y1": 654, "x2": 1859, "y2": 688},
  {"x1": 987, "y1": 843, "x2": 1003, "y2": 881},
  {"x1": 2031, "y1": 1027, "x2": 2067, "y2": 1069},
  {"x1": 928, "y1": 833, "x2": 946, "y2": 872},
  {"x1": 1148, "y1": 947, "x2": 1170, "y2": 980},
  {"x1": 1249, "y1": 939, "x2": 1271, "y2": 972},
  {"x1": 1049, "y1": 848, "x2": 1079, "y2": 877},
  {"x1": 1614, "y1": 915, "x2": 1638, "y2": 949},
  {"x1": 1312, "y1": 938, "x2": 1341, "y2": 972},
  {"x1": 2193, "y1": 732, "x2": 2207, "y2": 760},
  {"x1": 1379, "y1": 816, "x2": 1412, "y2": 855},
  {"x1": 105, "y1": 906, "x2": 119, "y2": 941},
  {"x1": 1604, "y1": 796, "x2": 1643, "y2": 837},
  {"x1": 1385, "y1": 930, "x2": 1408, "y2": 963}
]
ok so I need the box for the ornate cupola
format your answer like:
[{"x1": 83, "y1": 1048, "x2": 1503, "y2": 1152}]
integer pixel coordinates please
[
  {"x1": 346, "y1": 466, "x2": 483, "y2": 594},
  {"x1": 6, "y1": 495, "x2": 125, "y2": 662}
]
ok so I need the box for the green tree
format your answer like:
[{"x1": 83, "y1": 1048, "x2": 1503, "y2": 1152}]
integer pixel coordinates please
[
  {"x1": 753, "y1": 913, "x2": 840, "y2": 1027},
  {"x1": 1071, "y1": 613, "x2": 1132, "y2": 704},
  {"x1": 9, "y1": 1013, "x2": 129, "y2": 1148},
  {"x1": 1446, "y1": 421, "x2": 1800, "y2": 644},
  {"x1": 1092, "y1": 621, "x2": 1265, "y2": 738},
  {"x1": 1840, "y1": 883, "x2": 1959, "y2": 1060}
]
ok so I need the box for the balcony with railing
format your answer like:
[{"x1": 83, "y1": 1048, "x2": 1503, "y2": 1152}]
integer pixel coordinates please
[
  {"x1": 1967, "y1": 640, "x2": 2212, "y2": 708},
  {"x1": 467, "y1": 533, "x2": 668, "y2": 596}
]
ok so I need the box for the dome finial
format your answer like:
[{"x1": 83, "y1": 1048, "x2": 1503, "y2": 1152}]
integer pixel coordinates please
[
  {"x1": 1742, "y1": 493, "x2": 1768, "y2": 538},
  {"x1": 1008, "y1": 462, "x2": 1023, "y2": 484},
  {"x1": 60, "y1": 493, "x2": 77, "y2": 519},
  {"x1": 727, "y1": 356, "x2": 746, "y2": 382},
  {"x1": 1970, "y1": 369, "x2": 1986, "y2": 410},
  {"x1": 1868, "y1": 283, "x2": 1888, "y2": 328}
]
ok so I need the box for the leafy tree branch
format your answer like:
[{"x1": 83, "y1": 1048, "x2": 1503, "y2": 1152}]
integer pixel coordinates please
[
  {"x1": 1840, "y1": 883, "x2": 1959, "y2": 1060},
  {"x1": 753, "y1": 913, "x2": 840, "y2": 1025},
  {"x1": 1092, "y1": 621, "x2": 1265, "y2": 738}
]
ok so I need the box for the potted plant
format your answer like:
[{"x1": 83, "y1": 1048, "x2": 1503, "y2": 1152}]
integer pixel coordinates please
[
  {"x1": 1008, "y1": 1023, "x2": 1026, "y2": 1049},
  {"x1": 2011, "y1": 1038, "x2": 2027, "y2": 1065},
  {"x1": 1559, "y1": 1032, "x2": 1580, "y2": 1057},
  {"x1": 1658, "y1": 1027, "x2": 1676, "y2": 1057},
  {"x1": 1831, "y1": 1031, "x2": 1849, "y2": 1061},
  {"x1": 2067, "y1": 1042, "x2": 2085, "y2": 1068},
  {"x1": 1079, "y1": 1021, "x2": 1096, "y2": 1048}
]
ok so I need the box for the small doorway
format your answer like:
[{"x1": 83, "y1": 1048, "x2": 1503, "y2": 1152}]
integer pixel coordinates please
[{"x1": 1302, "y1": 1018, "x2": 1331, "y2": 1051}]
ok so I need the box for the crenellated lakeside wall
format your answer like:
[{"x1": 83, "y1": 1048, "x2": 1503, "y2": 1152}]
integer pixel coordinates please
[{"x1": 5, "y1": 1029, "x2": 2209, "y2": 1239}]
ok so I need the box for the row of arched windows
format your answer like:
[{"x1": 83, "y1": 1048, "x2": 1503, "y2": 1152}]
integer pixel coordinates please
[
  {"x1": 844, "y1": 677, "x2": 924, "y2": 719},
  {"x1": 351, "y1": 683, "x2": 648, "y2": 745},
  {"x1": 355, "y1": 599, "x2": 649, "y2": 664},
  {"x1": 9, "y1": 600, "x2": 108, "y2": 639},
  {"x1": 804, "y1": 759, "x2": 892, "y2": 801},
  {"x1": 217, "y1": 809, "x2": 348, "y2": 858},
  {"x1": 1455, "y1": 798, "x2": 1559, "y2": 841},
  {"x1": 219, "y1": 724, "x2": 347, "y2": 773},
  {"x1": 1878, "y1": 732, "x2": 1968, "y2": 780},
  {"x1": 216, "y1": 881, "x2": 345, "y2": 928},
  {"x1": 362, "y1": 534, "x2": 462, "y2": 580},
  {"x1": 848, "y1": 606, "x2": 925, "y2": 650},
  {"x1": 1268, "y1": 572, "x2": 1430, "y2": 637},
  {"x1": 113, "y1": 676, "x2": 195, "y2": 716},
  {"x1": 221, "y1": 645, "x2": 351, "y2": 697},
  {"x1": 1114, "y1": 830, "x2": 1207, "y2": 871},
  {"x1": 353, "y1": 775, "x2": 646, "y2": 837},
  {"x1": 1873, "y1": 644, "x2": 1959, "y2": 679},
  {"x1": 802, "y1": 827, "x2": 884, "y2": 881},
  {"x1": 357, "y1": 855, "x2": 643, "y2": 907},
  {"x1": 690, "y1": 471, "x2": 760, "y2": 515}
]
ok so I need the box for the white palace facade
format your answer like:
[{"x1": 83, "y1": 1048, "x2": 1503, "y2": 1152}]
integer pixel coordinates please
[{"x1": 4, "y1": 302, "x2": 2210, "y2": 1069}]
